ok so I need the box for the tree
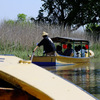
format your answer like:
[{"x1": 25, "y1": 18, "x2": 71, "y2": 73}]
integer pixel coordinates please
[
  {"x1": 36, "y1": 11, "x2": 44, "y2": 22},
  {"x1": 17, "y1": 13, "x2": 27, "y2": 22},
  {"x1": 85, "y1": 23, "x2": 100, "y2": 42},
  {"x1": 5, "y1": 20, "x2": 15, "y2": 24},
  {"x1": 37, "y1": 0, "x2": 100, "y2": 31}
]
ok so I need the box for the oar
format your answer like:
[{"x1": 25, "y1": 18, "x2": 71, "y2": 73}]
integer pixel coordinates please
[{"x1": 31, "y1": 52, "x2": 34, "y2": 62}]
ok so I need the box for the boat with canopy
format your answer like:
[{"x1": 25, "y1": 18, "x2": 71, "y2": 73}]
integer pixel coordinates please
[{"x1": 51, "y1": 37, "x2": 94, "y2": 63}]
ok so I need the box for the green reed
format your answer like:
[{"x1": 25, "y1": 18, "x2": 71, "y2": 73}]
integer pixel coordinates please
[
  {"x1": 90, "y1": 43, "x2": 100, "y2": 62},
  {"x1": 0, "y1": 41, "x2": 44, "y2": 60}
]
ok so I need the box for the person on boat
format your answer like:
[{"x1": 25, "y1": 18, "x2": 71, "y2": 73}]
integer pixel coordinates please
[
  {"x1": 80, "y1": 46, "x2": 87, "y2": 57},
  {"x1": 77, "y1": 45, "x2": 87, "y2": 57},
  {"x1": 33, "y1": 31, "x2": 56, "y2": 56},
  {"x1": 74, "y1": 46, "x2": 79, "y2": 57},
  {"x1": 76, "y1": 45, "x2": 81, "y2": 57},
  {"x1": 56, "y1": 45, "x2": 63, "y2": 55},
  {"x1": 63, "y1": 43, "x2": 73, "y2": 56}
]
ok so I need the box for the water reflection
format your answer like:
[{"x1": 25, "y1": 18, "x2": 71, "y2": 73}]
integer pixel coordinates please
[{"x1": 44, "y1": 62, "x2": 100, "y2": 99}]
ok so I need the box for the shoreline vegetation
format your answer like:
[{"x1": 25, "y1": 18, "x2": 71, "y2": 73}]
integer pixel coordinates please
[{"x1": 0, "y1": 21, "x2": 100, "y2": 61}]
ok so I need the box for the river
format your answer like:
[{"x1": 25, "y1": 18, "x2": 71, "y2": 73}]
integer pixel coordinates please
[{"x1": 44, "y1": 61, "x2": 100, "y2": 100}]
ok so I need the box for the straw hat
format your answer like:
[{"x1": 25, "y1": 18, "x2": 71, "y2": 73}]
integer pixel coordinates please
[{"x1": 42, "y1": 31, "x2": 48, "y2": 36}]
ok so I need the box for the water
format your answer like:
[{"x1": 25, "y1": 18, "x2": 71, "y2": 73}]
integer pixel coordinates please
[{"x1": 44, "y1": 62, "x2": 100, "y2": 100}]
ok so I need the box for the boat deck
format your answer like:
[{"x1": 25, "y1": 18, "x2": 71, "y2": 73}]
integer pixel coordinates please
[{"x1": 0, "y1": 55, "x2": 97, "y2": 100}]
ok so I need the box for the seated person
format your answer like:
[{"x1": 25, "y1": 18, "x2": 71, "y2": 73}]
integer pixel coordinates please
[
  {"x1": 74, "y1": 46, "x2": 81, "y2": 57},
  {"x1": 56, "y1": 45, "x2": 63, "y2": 55},
  {"x1": 80, "y1": 46, "x2": 87, "y2": 57},
  {"x1": 74, "y1": 46, "x2": 78, "y2": 57},
  {"x1": 63, "y1": 43, "x2": 73, "y2": 56}
]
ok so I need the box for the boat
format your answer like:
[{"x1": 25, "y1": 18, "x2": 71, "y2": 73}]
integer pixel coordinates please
[
  {"x1": 30, "y1": 37, "x2": 94, "y2": 66},
  {"x1": 51, "y1": 37, "x2": 94, "y2": 63},
  {"x1": 0, "y1": 55, "x2": 98, "y2": 100}
]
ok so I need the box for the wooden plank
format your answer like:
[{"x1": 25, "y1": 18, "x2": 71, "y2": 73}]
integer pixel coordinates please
[
  {"x1": 0, "y1": 87, "x2": 34, "y2": 100},
  {"x1": 32, "y1": 56, "x2": 56, "y2": 62},
  {"x1": 0, "y1": 78, "x2": 37, "y2": 100},
  {"x1": 0, "y1": 55, "x2": 98, "y2": 100}
]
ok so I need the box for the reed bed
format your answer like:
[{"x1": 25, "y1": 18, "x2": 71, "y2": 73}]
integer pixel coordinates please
[{"x1": 0, "y1": 21, "x2": 99, "y2": 59}]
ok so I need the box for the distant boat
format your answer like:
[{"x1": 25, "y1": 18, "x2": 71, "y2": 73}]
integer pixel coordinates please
[
  {"x1": 51, "y1": 37, "x2": 94, "y2": 63},
  {"x1": 31, "y1": 37, "x2": 94, "y2": 66}
]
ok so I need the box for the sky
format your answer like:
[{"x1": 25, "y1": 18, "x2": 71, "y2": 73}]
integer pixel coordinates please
[
  {"x1": 0, "y1": 0, "x2": 84, "y2": 31},
  {"x1": 0, "y1": 0, "x2": 42, "y2": 21}
]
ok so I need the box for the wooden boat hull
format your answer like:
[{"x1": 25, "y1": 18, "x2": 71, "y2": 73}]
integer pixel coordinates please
[
  {"x1": 0, "y1": 55, "x2": 98, "y2": 100},
  {"x1": 32, "y1": 56, "x2": 56, "y2": 66},
  {"x1": 0, "y1": 79, "x2": 36, "y2": 100},
  {"x1": 0, "y1": 88, "x2": 35, "y2": 100},
  {"x1": 31, "y1": 50, "x2": 94, "y2": 66},
  {"x1": 57, "y1": 54, "x2": 90, "y2": 63},
  {"x1": 56, "y1": 50, "x2": 94, "y2": 63}
]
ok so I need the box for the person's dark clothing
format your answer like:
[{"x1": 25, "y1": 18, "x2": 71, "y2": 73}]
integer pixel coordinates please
[
  {"x1": 38, "y1": 36, "x2": 55, "y2": 53},
  {"x1": 63, "y1": 48, "x2": 73, "y2": 56},
  {"x1": 56, "y1": 45, "x2": 63, "y2": 55}
]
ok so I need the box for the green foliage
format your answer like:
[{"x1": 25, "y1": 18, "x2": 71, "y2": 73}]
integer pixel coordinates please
[
  {"x1": 85, "y1": 23, "x2": 100, "y2": 41},
  {"x1": 90, "y1": 43, "x2": 100, "y2": 62},
  {"x1": 0, "y1": 41, "x2": 31, "y2": 60},
  {"x1": 0, "y1": 41, "x2": 43, "y2": 60},
  {"x1": 17, "y1": 13, "x2": 27, "y2": 22},
  {"x1": 38, "y1": 0, "x2": 100, "y2": 30},
  {"x1": 86, "y1": 23, "x2": 100, "y2": 32},
  {"x1": 5, "y1": 20, "x2": 15, "y2": 24},
  {"x1": 90, "y1": 43, "x2": 100, "y2": 51}
]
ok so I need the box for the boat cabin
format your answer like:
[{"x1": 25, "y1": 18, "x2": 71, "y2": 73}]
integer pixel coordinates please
[{"x1": 51, "y1": 37, "x2": 90, "y2": 58}]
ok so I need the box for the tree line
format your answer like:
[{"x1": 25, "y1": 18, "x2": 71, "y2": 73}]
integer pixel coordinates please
[
  {"x1": 4, "y1": 0, "x2": 100, "y2": 42},
  {"x1": 37, "y1": 0, "x2": 100, "y2": 29}
]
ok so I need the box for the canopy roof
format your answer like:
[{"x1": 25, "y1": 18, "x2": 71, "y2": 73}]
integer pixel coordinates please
[{"x1": 51, "y1": 37, "x2": 89, "y2": 43}]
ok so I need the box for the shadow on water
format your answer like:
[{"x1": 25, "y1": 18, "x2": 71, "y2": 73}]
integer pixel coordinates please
[{"x1": 44, "y1": 62, "x2": 100, "y2": 99}]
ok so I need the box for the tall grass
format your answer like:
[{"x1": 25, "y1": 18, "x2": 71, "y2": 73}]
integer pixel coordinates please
[
  {"x1": 0, "y1": 21, "x2": 88, "y2": 47},
  {"x1": 90, "y1": 43, "x2": 100, "y2": 58},
  {"x1": 0, "y1": 21, "x2": 99, "y2": 60}
]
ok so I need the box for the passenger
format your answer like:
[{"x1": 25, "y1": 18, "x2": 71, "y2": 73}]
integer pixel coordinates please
[
  {"x1": 63, "y1": 43, "x2": 73, "y2": 56},
  {"x1": 33, "y1": 31, "x2": 56, "y2": 56},
  {"x1": 74, "y1": 46, "x2": 79, "y2": 57},
  {"x1": 80, "y1": 46, "x2": 87, "y2": 57},
  {"x1": 56, "y1": 45, "x2": 63, "y2": 55},
  {"x1": 77, "y1": 45, "x2": 81, "y2": 57},
  {"x1": 78, "y1": 45, "x2": 81, "y2": 51}
]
